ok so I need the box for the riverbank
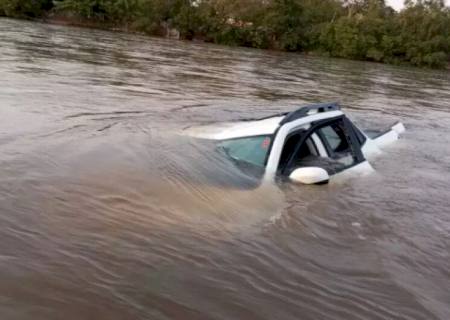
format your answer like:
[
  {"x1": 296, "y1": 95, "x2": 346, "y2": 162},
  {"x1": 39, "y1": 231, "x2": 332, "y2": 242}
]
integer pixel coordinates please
[
  {"x1": 1, "y1": 0, "x2": 449, "y2": 69},
  {"x1": 42, "y1": 13, "x2": 182, "y2": 39}
]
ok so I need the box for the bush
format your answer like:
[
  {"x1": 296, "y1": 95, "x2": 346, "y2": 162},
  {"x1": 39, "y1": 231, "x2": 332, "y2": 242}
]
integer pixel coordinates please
[{"x1": 0, "y1": 0, "x2": 53, "y2": 18}]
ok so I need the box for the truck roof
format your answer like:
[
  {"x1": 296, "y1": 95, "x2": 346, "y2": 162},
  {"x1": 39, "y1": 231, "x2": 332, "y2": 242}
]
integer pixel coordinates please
[{"x1": 184, "y1": 102, "x2": 340, "y2": 140}]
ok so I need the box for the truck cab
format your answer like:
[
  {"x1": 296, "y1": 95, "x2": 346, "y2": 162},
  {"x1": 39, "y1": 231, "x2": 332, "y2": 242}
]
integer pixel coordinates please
[{"x1": 184, "y1": 103, "x2": 405, "y2": 184}]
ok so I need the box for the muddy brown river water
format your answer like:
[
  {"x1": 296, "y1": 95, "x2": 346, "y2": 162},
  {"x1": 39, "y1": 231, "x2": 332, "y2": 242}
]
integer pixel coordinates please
[{"x1": 1, "y1": 18, "x2": 450, "y2": 320}]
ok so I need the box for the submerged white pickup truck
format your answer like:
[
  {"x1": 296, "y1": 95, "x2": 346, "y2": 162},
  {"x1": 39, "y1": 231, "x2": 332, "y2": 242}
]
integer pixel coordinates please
[{"x1": 185, "y1": 103, "x2": 405, "y2": 184}]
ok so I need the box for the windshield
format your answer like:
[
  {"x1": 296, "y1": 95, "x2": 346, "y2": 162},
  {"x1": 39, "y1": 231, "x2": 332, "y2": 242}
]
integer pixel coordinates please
[{"x1": 218, "y1": 135, "x2": 272, "y2": 167}]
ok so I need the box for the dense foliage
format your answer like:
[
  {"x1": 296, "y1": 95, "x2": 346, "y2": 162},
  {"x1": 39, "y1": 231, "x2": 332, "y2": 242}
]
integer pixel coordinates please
[
  {"x1": 0, "y1": 0, "x2": 52, "y2": 17},
  {"x1": 1, "y1": 0, "x2": 449, "y2": 68}
]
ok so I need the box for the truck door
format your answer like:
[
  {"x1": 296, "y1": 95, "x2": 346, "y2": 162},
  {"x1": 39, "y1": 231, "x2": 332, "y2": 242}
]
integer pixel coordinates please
[{"x1": 280, "y1": 116, "x2": 365, "y2": 176}]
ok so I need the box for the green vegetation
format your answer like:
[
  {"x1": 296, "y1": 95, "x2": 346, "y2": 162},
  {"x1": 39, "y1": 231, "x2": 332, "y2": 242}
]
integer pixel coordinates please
[
  {"x1": 0, "y1": 0, "x2": 52, "y2": 17},
  {"x1": 1, "y1": 0, "x2": 449, "y2": 68}
]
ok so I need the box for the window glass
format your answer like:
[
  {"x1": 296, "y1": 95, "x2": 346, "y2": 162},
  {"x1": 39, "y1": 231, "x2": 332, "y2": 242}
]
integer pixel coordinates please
[
  {"x1": 320, "y1": 126, "x2": 341, "y2": 151},
  {"x1": 279, "y1": 133, "x2": 301, "y2": 170},
  {"x1": 351, "y1": 122, "x2": 367, "y2": 146},
  {"x1": 283, "y1": 120, "x2": 357, "y2": 175},
  {"x1": 279, "y1": 133, "x2": 316, "y2": 171},
  {"x1": 318, "y1": 122, "x2": 354, "y2": 167},
  {"x1": 218, "y1": 135, "x2": 272, "y2": 167}
]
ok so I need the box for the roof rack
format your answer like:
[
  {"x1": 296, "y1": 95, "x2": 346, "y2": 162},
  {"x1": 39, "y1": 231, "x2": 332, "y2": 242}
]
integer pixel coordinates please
[{"x1": 279, "y1": 102, "x2": 340, "y2": 125}]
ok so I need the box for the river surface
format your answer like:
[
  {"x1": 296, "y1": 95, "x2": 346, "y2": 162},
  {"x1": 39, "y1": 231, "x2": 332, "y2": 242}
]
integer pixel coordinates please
[{"x1": 1, "y1": 18, "x2": 450, "y2": 320}]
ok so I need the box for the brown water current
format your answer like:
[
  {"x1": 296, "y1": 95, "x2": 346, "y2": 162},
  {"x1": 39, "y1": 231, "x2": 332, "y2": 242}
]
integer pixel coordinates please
[{"x1": 1, "y1": 18, "x2": 450, "y2": 320}]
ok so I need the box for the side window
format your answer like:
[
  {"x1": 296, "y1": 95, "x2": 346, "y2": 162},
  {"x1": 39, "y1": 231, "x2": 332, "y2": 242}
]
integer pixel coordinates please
[
  {"x1": 278, "y1": 132, "x2": 317, "y2": 171},
  {"x1": 282, "y1": 118, "x2": 362, "y2": 175},
  {"x1": 317, "y1": 121, "x2": 355, "y2": 168},
  {"x1": 320, "y1": 125, "x2": 343, "y2": 151},
  {"x1": 351, "y1": 122, "x2": 367, "y2": 146}
]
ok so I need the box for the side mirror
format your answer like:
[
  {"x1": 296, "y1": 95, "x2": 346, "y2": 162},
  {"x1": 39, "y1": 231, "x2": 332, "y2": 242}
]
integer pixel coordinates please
[{"x1": 289, "y1": 167, "x2": 329, "y2": 185}]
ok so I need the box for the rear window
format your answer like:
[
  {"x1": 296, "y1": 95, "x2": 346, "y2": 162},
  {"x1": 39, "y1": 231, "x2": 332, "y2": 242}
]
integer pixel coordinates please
[{"x1": 218, "y1": 135, "x2": 272, "y2": 167}]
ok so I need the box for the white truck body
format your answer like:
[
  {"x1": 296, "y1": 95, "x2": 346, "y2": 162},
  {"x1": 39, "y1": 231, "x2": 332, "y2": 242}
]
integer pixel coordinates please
[{"x1": 184, "y1": 103, "x2": 405, "y2": 184}]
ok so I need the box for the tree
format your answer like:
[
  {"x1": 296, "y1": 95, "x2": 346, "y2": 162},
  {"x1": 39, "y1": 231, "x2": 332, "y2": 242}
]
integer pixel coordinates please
[{"x1": 0, "y1": 0, "x2": 53, "y2": 17}]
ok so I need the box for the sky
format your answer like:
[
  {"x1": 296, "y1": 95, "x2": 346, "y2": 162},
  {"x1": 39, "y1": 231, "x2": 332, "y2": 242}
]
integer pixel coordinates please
[{"x1": 386, "y1": 0, "x2": 450, "y2": 10}]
